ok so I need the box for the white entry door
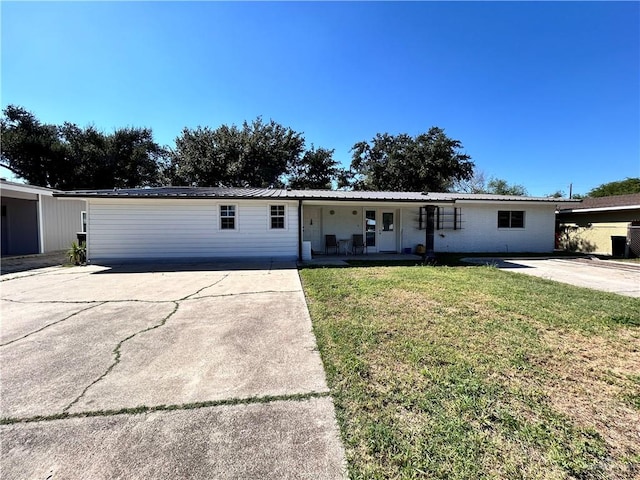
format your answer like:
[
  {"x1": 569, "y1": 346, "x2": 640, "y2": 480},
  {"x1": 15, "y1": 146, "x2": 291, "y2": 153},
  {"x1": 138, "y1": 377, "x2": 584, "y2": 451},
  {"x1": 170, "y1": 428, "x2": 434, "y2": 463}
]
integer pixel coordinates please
[
  {"x1": 303, "y1": 207, "x2": 322, "y2": 253},
  {"x1": 379, "y1": 210, "x2": 396, "y2": 252}
]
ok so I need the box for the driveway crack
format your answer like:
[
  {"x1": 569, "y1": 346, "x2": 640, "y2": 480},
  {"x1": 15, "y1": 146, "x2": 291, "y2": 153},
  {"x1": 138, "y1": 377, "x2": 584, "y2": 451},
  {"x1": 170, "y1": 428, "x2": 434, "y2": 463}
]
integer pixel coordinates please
[
  {"x1": 62, "y1": 301, "x2": 180, "y2": 413},
  {"x1": 182, "y1": 289, "x2": 301, "y2": 302},
  {"x1": 179, "y1": 273, "x2": 230, "y2": 300},
  {"x1": 0, "y1": 302, "x2": 106, "y2": 347},
  {"x1": 2, "y1": 391, "x2": 332, "y2": 425}
]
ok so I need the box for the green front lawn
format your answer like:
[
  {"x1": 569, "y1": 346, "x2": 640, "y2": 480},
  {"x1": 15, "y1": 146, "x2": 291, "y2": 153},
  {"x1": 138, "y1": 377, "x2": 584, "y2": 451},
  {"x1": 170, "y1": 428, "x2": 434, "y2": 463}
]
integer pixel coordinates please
[{"x1": 300, "y1": 265, "x2": 640, "y2": 479}]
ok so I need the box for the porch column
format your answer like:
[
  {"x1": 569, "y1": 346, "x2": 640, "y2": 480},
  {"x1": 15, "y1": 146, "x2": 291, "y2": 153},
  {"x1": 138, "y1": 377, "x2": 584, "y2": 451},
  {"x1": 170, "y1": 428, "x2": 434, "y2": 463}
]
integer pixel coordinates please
[
  {"x1": 37, "y1": 193, "x2": 45, "y2": 254},
  {"x1": 298, "y1": 199, "x2": 303, "y2": 261},
  {"x1": 424, "y1": 205, "x2": 436, "y2": 259}
]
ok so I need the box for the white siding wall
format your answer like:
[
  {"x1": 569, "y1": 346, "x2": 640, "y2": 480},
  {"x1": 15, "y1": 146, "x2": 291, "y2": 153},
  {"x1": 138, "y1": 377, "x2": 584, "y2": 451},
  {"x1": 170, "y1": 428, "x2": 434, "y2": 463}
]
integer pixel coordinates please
[
  {"x1": 320, "y1": 206, "x2": 365, "y2": 242},
  {"x1": 87, "y1": 199, "x2": 299, "y2": 261},
  {"x1": 41, "y1": 196, "x2": 86, "y2": 252},
  {"x1": 400, "y1": 203, "x2": 556, "y2": 253}
]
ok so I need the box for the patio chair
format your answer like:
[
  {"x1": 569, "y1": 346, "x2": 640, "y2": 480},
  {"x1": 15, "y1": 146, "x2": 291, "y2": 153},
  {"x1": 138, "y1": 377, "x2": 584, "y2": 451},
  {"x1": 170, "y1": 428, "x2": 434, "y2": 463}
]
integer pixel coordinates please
[
  {"x1": 352, "y1": 234, "x2": 366, "y2": 255},
  {"x1": 325, "y1": 235, "x2": 338, "y2": 255}
]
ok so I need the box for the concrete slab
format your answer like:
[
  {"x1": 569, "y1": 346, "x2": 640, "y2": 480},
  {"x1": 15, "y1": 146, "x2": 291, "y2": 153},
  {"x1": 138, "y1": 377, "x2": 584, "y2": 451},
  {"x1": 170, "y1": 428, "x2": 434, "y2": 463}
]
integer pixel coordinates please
[
  {"x1": 1, "y1": 301, "x2": 176, "y2": 418},
  {"x1": 0, "y1": 300, "x2": 100, "y2": 344},
  {"x1": 1, "y1": 398, "x2": 347, "y2": 480},
  {"x1": 463, "y1": 257, "x2": 640, "y2": 297},
  {"x1": 70, "y1": 292, "x2": 328, "y2": 412},
  {"x1": 190, "y1": 269, "x2": 303, "y2": 298},
  {"x1": 2, "y1": 269, "x2": 230, "y2": 302},
  {"x1": 0, "y1": 260, "x2": 346, "y2": 478}
]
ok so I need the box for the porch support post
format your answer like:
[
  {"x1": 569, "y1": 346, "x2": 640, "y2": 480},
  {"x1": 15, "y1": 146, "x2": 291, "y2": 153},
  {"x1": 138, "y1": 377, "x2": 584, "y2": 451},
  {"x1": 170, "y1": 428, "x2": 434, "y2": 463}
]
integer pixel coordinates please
[
  {"x1": 298, "y1": 199, "x2": 303, "y2": 261},
  {"x1": 37, "y1": 193, "x2": 45, "y2": 254},
  {"x1": 424, "y1": 205, "x2": 436, "y2": 260}
]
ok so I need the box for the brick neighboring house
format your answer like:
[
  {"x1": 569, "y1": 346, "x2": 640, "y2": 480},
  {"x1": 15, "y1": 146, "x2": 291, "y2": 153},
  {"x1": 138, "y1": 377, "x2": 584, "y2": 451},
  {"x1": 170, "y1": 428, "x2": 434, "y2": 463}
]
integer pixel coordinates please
[{"x1": 556, "y1": 193, "x2": 640, "y2": 257}]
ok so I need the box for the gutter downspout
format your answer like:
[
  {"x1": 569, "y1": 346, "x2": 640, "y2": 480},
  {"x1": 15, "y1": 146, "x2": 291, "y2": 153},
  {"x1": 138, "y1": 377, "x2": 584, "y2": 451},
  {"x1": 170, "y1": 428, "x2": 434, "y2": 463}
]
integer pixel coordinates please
[{"x1": 298, "y1": 199, "x2": 303, "y2": 261}]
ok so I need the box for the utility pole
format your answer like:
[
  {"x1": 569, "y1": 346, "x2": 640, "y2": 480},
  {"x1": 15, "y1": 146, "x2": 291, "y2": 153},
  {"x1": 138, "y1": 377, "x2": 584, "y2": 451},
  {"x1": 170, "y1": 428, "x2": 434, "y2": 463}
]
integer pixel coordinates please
[{"x1": 569, "y1": 183, "x2": 573, "y2": 199}]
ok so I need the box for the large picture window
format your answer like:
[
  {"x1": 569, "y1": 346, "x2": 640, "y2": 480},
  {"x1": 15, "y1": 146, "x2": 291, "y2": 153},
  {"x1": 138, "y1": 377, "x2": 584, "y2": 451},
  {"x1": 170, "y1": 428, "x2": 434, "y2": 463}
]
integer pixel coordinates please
[
  {"x1": 270, "y1": 205, "x2": 285, "y2": 229},
  {"x1": 220, "y1": 205, "x2": 236, "y2": 230},
  {"x1": 498, "y1": 210, "x2": 525, "y2": 228}
]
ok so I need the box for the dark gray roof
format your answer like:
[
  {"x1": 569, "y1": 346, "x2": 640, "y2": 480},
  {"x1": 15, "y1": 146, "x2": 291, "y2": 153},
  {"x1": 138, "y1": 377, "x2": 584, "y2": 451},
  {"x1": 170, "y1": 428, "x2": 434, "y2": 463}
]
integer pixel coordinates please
[
  {"x1": 557, "y1": 193, "x2": 640, "y2": 213},
  {"x1": 54, "y1": 186, "x2": 577, "y2": 203}
]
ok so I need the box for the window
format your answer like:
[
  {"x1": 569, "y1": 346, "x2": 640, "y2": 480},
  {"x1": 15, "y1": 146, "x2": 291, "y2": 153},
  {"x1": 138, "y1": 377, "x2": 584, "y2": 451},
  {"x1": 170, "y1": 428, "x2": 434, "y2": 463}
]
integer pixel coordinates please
[
  {"x1": 220, "y1": 205, "x2": 236, "y2": 230},
  {"x1": 382, "y1": 212, "x2": 394, "y2": 232},
  {"x1": 498, "y1": 210, "x2": 525, "y2": 228},
  {"x1": 365, "y1": 210, "x2": 376, "y2": 247},
  {"x1": 81, "y1": 211, "x2": 87, "y2": 233},
  {"x1": 270, "y1": 205, "x2": 285, "y2": 229}
]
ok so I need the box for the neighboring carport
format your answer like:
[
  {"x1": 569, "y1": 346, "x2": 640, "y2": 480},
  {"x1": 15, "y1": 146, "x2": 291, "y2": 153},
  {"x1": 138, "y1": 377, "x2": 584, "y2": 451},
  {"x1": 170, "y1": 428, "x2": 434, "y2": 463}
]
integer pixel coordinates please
[
  {"x1": 1, "y1": 188, "x2": 39, "y2": 256},
  {"x1": 1, "y1": 179, "x2": 86, "y2": 257}
]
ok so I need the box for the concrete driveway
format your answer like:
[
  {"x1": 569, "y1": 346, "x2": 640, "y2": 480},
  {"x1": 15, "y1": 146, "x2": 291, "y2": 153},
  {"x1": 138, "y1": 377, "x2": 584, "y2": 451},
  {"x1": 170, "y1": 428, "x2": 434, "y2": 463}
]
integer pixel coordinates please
[
  {"x1": 1, "y1": 260, "x2": 347, "y2": 479},
  {"x1": 462, "y1": 257, "x2": 640, "y2": 297}
]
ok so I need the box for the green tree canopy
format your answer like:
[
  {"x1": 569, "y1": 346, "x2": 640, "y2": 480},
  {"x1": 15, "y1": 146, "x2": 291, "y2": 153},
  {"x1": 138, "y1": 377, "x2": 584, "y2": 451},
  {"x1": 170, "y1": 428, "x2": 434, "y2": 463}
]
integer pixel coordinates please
[
  {"x1": 287, "y1": 146, "x2": 340, "y2": 189},
  {"x1": 587, "y1": 178, "x2": 640, "y2": 197},
  {"x1": 1, "y1": 105, "x2": 166, "y2": 190},
  {"x1": 347, "y1": 127, "x2": 474, "y2": 191},
  {"x1": 169, "y1": 117, "x2": 306, "y2": 188},
  {"x1": 0, "y1": 105, "x2": 65, "y2": 187}
]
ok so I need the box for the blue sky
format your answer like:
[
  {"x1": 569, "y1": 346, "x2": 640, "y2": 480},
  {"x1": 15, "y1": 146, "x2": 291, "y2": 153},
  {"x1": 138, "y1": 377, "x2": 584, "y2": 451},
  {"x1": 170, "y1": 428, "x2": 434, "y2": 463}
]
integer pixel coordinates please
[{"x1": 2, "y1": 1, "x2": 638, "y2": 196}]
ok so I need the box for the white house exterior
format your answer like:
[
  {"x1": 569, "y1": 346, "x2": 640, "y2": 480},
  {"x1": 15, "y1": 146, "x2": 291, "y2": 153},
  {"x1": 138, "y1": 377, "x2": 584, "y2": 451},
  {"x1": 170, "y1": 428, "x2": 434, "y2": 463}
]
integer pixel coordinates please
[
  {"x1": 1, "y1": 180, "x2": 86, "y2": 256},
  {"x1": 54, "y1": 187, "x2": 575, "y2": 263},
  {"x1": 85, "y1": 197, "x2": 299, "y2": 260}
]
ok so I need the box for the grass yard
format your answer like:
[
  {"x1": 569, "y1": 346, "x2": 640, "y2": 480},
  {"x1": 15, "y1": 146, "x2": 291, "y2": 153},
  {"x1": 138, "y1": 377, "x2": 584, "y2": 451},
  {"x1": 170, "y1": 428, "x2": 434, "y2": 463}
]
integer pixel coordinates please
[{"x1": 300, "y1": 265, "x2": 640, "y2": 480}]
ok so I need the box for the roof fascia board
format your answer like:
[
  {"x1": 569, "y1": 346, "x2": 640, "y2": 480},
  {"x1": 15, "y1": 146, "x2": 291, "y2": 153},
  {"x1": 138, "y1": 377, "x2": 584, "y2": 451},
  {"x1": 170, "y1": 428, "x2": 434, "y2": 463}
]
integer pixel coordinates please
[
  {"x1": 2, "y1": 183, "x2": 55, "y2": 197},
  {"x1": 558, "y1": 204, "x2": 640, "y2": 214},
  {"x1": 454, "y1": 199, "x2": 560, "y2": 205},
  {"x1": 300, "y1": 199, "x2": 454, "y2": 206},
  {"x1": 63, "y1": 194, "x2": 298, "y2": 202}
]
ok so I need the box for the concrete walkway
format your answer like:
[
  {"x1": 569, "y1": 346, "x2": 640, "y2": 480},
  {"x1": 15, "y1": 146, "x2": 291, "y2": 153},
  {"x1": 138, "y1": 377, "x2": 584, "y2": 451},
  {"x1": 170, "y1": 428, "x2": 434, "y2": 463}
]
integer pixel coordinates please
[
  {"x1": 462, "y1": 257, "x2": 640, "y2": 297},
  {"x1": 1, "y1": 260, "x2": 347, "y2": 479}
]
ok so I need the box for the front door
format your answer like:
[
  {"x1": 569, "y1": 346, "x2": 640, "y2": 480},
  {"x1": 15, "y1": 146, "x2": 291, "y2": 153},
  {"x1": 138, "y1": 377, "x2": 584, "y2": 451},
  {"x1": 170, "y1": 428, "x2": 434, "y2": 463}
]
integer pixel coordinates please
[{"x1": 379, "y1": 210, "x2": 396, "y2": 252}]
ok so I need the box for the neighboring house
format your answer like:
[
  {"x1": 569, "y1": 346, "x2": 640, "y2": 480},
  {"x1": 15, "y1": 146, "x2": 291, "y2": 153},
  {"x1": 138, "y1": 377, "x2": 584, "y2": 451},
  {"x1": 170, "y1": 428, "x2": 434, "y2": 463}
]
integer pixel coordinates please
[
  {"x1": 1, "y1": 179, "x2": 86, "y2": 256},
  {"x1": 556, "y1": 193, "x2": 640, "y2": 257},
  {"x1": 54, "y1": 187, "x2": 575, "y2": 262}
]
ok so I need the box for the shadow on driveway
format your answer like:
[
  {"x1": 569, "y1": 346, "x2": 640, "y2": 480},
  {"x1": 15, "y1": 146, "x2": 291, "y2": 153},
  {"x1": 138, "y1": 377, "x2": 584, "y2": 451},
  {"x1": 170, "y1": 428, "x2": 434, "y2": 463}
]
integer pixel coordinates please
[{"x1": 1, "y1": 251, "x2": 68, "y2": 275}]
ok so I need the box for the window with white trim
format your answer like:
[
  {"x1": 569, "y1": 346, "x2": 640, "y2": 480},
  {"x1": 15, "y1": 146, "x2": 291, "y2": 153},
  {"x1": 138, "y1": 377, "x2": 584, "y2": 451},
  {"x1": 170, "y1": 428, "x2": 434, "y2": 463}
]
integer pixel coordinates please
[
  {"x1": 81, "y1": 211, "x2": 87, "y2": 232},
  {"x1": 220, "y1": 205, "x2": 236, "y2": 230},
  {"x1": 498, "y1": 210, "x2": 525, "y2": 228},
  {"x1": 270, "y1": 205, "x2": 286, "y2": 229}
]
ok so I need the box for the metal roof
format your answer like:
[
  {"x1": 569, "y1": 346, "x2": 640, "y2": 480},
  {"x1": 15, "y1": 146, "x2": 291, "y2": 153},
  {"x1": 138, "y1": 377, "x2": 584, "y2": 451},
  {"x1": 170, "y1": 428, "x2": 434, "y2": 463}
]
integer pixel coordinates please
[{"x1": 53, "y1": 186, "x2": 578, "y2": 203}]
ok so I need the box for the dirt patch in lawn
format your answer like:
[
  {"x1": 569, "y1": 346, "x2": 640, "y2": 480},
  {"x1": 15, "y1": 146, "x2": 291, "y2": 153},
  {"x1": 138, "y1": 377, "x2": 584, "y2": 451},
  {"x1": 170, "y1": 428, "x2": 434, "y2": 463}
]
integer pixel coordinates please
[{"x1": 529, "y1": 330, "x2": 640, "y2": 478}]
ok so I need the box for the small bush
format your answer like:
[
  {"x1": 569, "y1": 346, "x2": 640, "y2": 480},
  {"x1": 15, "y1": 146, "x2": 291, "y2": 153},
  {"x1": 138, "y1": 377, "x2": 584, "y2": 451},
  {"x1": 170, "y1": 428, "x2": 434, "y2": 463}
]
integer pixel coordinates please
[{"x1": 67, "y1": 241, "x2": 86, "y2": 266}]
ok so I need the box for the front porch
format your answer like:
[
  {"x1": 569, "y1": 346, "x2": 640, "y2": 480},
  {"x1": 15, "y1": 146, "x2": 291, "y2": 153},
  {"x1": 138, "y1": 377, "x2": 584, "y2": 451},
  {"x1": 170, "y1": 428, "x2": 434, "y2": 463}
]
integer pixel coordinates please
[{"x1": 302, "y1": 203, "x2": 427, "y2": 256}]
